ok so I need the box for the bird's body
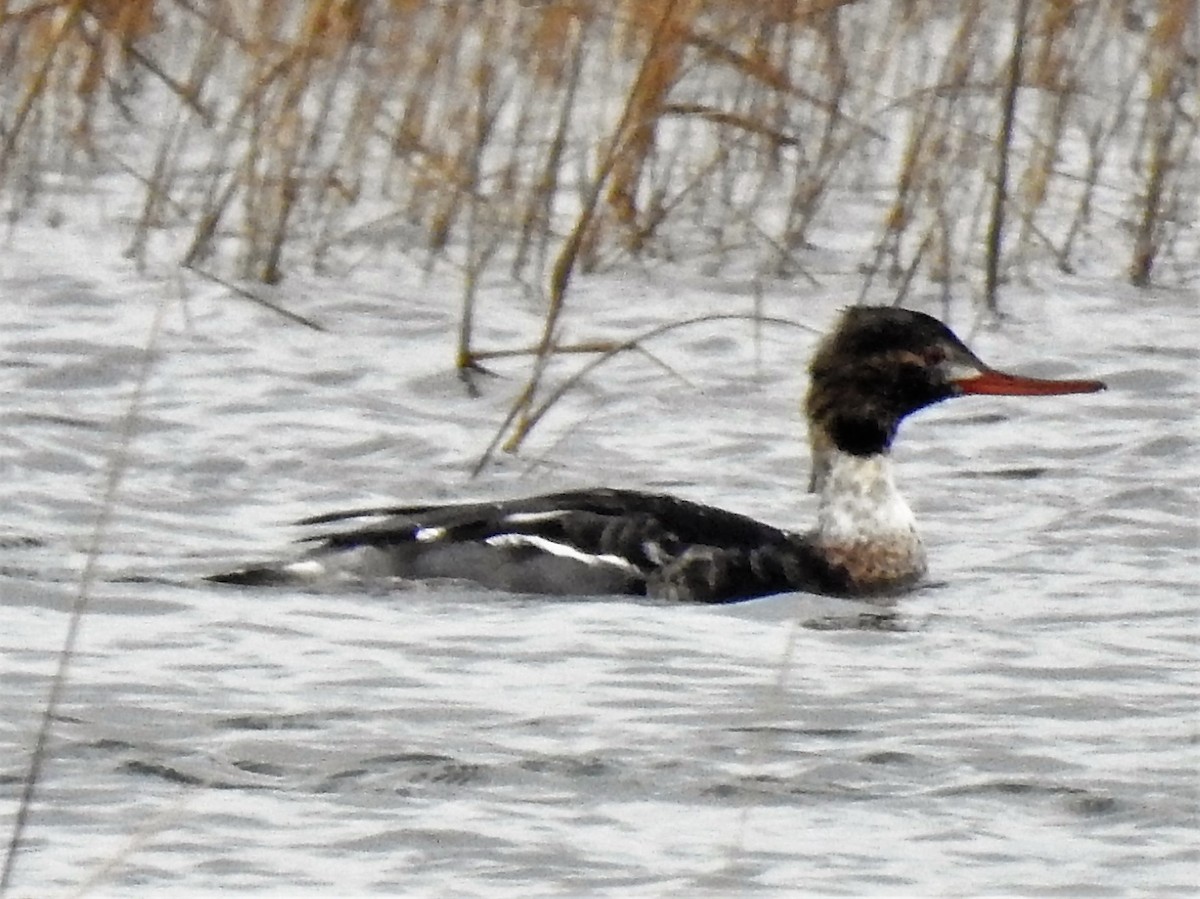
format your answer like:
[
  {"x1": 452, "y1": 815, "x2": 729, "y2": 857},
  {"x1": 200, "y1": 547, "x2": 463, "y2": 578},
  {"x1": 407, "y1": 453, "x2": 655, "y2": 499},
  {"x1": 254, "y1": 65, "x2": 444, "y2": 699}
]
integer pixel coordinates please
[{"x1": 212, "y1": 307, "x2": 1104, "y2": 602}]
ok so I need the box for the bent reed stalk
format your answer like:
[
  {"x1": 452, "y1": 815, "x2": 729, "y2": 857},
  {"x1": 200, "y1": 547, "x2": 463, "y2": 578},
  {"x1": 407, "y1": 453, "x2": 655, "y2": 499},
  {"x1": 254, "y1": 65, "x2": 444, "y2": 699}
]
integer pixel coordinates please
[{"x1": 1, "y1": 298, "x2": 169, "y2": 895}]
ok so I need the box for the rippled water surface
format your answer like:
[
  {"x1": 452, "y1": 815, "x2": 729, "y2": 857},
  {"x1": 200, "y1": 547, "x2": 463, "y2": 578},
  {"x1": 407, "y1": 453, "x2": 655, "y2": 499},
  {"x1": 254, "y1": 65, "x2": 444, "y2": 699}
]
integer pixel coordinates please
[{"x1": 2, "y1": 231, "x2": 1197, "y2": 897}]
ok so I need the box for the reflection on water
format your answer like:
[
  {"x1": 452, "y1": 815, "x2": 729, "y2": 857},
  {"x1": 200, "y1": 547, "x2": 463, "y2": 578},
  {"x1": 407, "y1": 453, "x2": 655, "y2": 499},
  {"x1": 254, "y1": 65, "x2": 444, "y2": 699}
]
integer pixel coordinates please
[
  {"x1": 1, "y1": 249, "x2": 1196, "y2": 896},
  {"x1": 801, "y1": 611, "x2": 906, "y2": 632}
]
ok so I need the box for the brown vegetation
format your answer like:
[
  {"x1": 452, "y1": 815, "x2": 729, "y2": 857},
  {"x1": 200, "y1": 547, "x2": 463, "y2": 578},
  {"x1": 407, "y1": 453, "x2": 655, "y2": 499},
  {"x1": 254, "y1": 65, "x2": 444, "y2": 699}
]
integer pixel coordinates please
[{"x1": 0, "y1": 0, "x2": 1195, "y2": 444}]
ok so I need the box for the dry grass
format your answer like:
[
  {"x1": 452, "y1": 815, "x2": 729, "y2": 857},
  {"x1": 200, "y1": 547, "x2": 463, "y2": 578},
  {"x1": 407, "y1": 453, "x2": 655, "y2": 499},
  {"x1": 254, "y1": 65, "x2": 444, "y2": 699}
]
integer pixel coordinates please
[{"x1": 0, "y1": 0, "x2": 1196, "y2": 443}]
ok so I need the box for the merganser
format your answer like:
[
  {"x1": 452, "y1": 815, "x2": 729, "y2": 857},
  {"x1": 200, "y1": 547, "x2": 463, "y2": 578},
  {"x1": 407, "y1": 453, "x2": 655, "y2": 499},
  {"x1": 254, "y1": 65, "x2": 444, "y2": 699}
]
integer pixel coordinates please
[{"x1": 211, "y1": 306, "x2": 1105, "y2": 602}]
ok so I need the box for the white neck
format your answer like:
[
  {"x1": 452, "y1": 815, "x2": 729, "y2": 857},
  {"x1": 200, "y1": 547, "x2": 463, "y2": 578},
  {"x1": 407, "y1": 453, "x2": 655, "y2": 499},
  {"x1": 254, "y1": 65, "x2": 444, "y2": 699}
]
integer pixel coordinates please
[{"x1": 813, "y1": 449, "x2": 921, "y2": 549}]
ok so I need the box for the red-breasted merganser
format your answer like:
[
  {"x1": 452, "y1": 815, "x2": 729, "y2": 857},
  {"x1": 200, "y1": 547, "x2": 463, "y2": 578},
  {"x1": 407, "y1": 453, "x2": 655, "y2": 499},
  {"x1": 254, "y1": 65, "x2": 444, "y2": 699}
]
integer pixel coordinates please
[{"x1": 212, "y1": 307, "x2": 1105, "y2": 602}]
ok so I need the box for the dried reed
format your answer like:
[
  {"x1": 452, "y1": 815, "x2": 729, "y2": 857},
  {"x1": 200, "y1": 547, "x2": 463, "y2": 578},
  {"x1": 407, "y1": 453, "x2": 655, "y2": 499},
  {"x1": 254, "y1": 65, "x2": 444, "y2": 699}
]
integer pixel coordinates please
[{"x1": 0, "y1": 0, "x2": 1194, "y2": 450}]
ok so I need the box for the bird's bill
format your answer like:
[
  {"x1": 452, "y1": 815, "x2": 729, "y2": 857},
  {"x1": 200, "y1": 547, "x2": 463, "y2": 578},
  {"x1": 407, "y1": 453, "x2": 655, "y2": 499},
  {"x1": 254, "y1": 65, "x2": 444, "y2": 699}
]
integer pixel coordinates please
[{"x1": 954, "y1": 368, "x2": 1107, "y2": 396}]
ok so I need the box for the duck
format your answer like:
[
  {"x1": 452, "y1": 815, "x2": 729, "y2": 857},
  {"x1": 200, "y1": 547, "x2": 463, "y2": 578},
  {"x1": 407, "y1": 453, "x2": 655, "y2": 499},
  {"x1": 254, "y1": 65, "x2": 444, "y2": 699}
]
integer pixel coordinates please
[{"x1": 210, "y1": 306, "x2": 1105, "y2": 602}]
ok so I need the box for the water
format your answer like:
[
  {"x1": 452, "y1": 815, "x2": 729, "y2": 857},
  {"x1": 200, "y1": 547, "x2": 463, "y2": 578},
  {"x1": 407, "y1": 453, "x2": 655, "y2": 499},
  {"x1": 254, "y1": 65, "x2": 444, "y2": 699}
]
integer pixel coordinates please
[{"x1": 1, "y1": 230, "x2": 1197, "y2": 896}]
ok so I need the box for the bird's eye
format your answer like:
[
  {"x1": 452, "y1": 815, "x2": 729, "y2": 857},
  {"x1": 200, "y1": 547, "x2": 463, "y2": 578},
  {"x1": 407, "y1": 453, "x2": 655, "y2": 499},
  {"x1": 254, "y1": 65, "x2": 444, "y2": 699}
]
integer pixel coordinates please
[{"x1": 924, "y1": 346, "x2": 946, "y2": 365}]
